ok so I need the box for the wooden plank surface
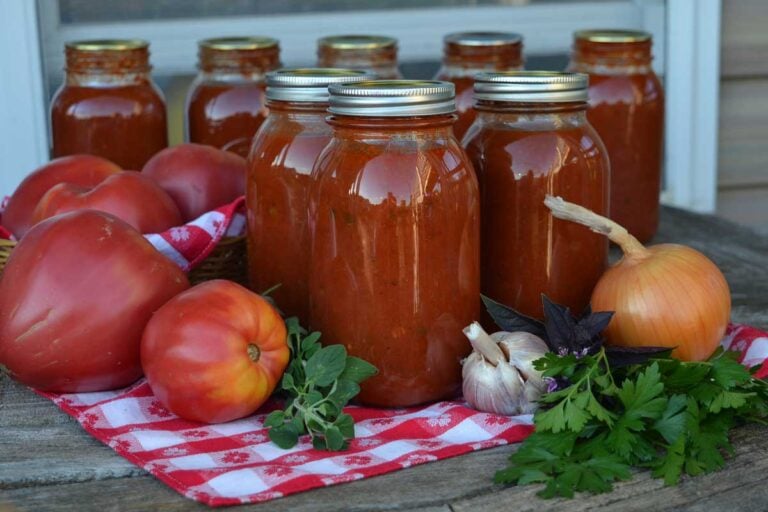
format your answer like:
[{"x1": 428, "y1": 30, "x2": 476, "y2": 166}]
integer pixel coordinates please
[
  {"x1": 720, "y1": 0, "x2": 768, "y2": 78},
  {"x1": 1, "y1": 206, "x2": 768, "y2": 512},
  {"x1": 717, "y1": 79, "x2": 768, "y2": 189}
]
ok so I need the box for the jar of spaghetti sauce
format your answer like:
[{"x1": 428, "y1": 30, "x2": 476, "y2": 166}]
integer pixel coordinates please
[
  {"x1": 434, "y1": 32, "x2": 524, "y2": 140},
  {"x1": 310, "y1": 81, "x2": 480, "y2": 407},
  {"x1": 51, "y1": 40, "x2": 167, "y2": 170},
  {"x1": 317, "y1": 35, "x2": 402, "y2": 79},
  {"x1": 186, "y1": 37, "x2": 281, "y2": 158},
  {"x1": 568, "y1": 30, "x2": 664, "y2": 243},
  {"x1": 247, "y1": 68, "x2": 372, "y2": 324},
  {"x1": 464, "y1": 72, "x2": 609, "y2": 319}
]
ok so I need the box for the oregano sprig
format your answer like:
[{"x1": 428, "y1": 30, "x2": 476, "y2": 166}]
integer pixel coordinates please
[{"x1": 265, "y1": 318, "x2": 378, "y2": 451}]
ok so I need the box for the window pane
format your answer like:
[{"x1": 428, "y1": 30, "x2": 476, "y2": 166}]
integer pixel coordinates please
[{"x1": 58, "y1": 0, "x2": 587, "y2": 23}]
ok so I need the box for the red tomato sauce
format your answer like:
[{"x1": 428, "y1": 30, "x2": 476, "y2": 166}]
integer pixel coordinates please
[
  {"x1": 464, "y1": 88, "x2": 609, "y2": 320},
  {"x1": 569, "y1": 32, "x2": 664, "y2": 243},
  {"x1": 50, "y1": 41, "x2": 167, "y2": 170},
  {"x1": 247, "y1": 103, "x2": 332, "y2": 324},
  {"x1": 310, "y1": 113, "x2": 480, "y2": 407},
  {"x1": 186, "y1": 38, "x2": 280, "y2": 158}
]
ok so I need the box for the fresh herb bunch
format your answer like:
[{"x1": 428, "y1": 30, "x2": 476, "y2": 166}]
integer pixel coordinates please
[
  {"x1": 265, "y1": 317, "x2": 378, "y2": 451},
  {"x1": 485, "y1": 295, "x2": 768, "y2": 498}
]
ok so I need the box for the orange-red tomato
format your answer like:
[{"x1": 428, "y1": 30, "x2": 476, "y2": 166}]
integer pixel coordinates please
[
  {"x1": 4, "y1": 155, "x2": 121, "y2": 238},
  {"x1": 141, "y1": 279, "x2": 289, "y2": 423},
  {"x1": 31, "y1": 171, "x2": 182, "y2": 234}
]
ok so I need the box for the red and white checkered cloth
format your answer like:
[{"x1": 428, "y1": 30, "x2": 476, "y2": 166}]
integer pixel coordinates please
[{"x1": 35, "y1": 324, "x2": 768, "y2": 507}]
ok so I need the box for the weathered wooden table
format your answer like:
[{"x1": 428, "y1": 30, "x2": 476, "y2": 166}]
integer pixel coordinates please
[{"x1": 2, "y1": 206, "x2": 767, "y2": 512}]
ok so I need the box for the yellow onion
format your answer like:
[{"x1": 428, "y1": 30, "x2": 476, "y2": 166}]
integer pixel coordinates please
[{"x1": 545, "y1": 195, "x2": 731, "y2": 362}]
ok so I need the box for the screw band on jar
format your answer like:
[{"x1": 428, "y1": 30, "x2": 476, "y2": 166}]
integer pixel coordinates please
[
  {"x1": 198, "y1": 36, "x2": 280, "y2": 73},
  {"x1": 443, "y1": 32, "x2": 524, "y2": 68},
  {"x1": 266, "y1": 68, "x2": 374, "y2": 103},
  {"x1": 64, "y1": 39, "x2": 151, "y2": 73},
  {"x1": 571, "y1": 29, "x2": 653, "y2": 67},
  {"x1": 317, "y1": 35, "x2": 401, "y2": 79},
  {"x1": 328, "y1": 80, "x2": 456, "y2": 117},
  {"x1": 574, "y1": 29, "x2": 651, "y2": 44},
  {"x1": 473, "y1": 71, "x2": 588, "y2": 103}
]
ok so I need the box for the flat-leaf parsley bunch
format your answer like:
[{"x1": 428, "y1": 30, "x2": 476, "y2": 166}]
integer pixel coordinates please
[{"x1": 486, "y1": 296, "x2": 768, "y2": 498}]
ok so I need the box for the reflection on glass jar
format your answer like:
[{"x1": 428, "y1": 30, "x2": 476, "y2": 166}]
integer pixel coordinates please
[
  {"x1": 309, "y1": 80, "x2": 480, "y2": 407},
  {"x1": 50, "y1": 39, "x2": 167, "y2": 170},
  {"x1": 568, "y1": 30, "x2": 664, "y2": 243},
  {"x1": 246, "y1": 68, "x2": 372, "y2": 325},
  {"x1": 186, "y1": 37, "x2": 281, "y2": 158},
  {"x1": 463, "y1": 72, "x2": 609, "y2": 320},
  {"x1": 434, "y1": 32, "x2": 524, "y2": 140}
]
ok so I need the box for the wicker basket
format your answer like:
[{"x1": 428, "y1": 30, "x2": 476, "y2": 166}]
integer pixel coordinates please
[{"x1": 0, "y1": 235, "x2": 248, "y2": 287}]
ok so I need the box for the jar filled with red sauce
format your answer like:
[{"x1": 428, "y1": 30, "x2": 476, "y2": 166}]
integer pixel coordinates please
[
  {"x1": 434, "y1": 32, "x2": 524, "y2": 140},
  {"x1": 317, "y1": 35, "x2": 402, "y2": 79},
  {"x1": 247, "y1": 68, "x2": 372, "y2": 324},
  {"x1": 50, "y1": 39, "x2": 167, "y2": 170},
  {"x1": 310, "y1": 81, "x2": 480, "y2": 407},
  {"x1": 186, "y1": 37, "x2": 281, "y2": 158},
  {"x1": 568, "y1": 30, "x2": 664, "y2": 243},
  {"x1": 463, "y1": 72, "x2": 609, "y2": 320}
]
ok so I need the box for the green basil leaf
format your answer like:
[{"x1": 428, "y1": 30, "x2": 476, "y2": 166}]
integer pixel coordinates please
[
  {"x1": 328, "y1": 379, "x2": 360, "y2": 407},
  {"x1": 334, "y1": 413, "x2": 355, "y2": 439}
]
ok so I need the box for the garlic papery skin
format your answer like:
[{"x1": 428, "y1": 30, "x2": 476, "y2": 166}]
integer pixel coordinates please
[{"x1": 462, "y1": 322, "x2": 549, "y2": 415}]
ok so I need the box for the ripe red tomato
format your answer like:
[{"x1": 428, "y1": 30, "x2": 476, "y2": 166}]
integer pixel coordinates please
[
  {"x1": 4, "y1": 155, "x2": 122, "y2": 238},
  {"x1": 31, "y1": 171, "x2": 182, "y2": 234},
  {"x1": 142, "y1": 144, "x2": 246, "y2": 222},
  {"x1": 0, "y1": 210, "x2": 189, "y2": 392},
  {"x1": 141, "y1": 280, "x2": 289, "y2": 423}
]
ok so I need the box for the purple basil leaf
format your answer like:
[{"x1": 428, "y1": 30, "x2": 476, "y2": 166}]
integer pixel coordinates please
[
  {"x1": 577, "y1": 311, "x2": 615, "y2": 339},
  {"x1": 541, "y1": 295, "x2": 577, "y2": 353},
  {"x1": 481, "y1": 295, "x2": 546, "y2": 338},
  {"x1": 605, "y1": 346, "x2": 673, "y2": 368}
]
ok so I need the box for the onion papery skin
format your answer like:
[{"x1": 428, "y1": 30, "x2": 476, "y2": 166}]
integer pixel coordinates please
[{"x1": 591, "y1": 243, "x2": 731, "y2": 362}]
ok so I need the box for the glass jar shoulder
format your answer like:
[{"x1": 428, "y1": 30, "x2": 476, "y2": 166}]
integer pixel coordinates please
[
  {"x1": 51, "y1": 81, "x2": 165, "y2": 118},
  {"x1": 186, "y1": 75, "x2": 267, "y2": 118},
  {"x1": 464, "y1": 114, "x2": 607, "y2": 176},
  {"x1": 581, "y1": 70, "x2": 664, "y2": 106},
  {"x1": 250, "y1": 112, "x2": 333, "y2": 178},
  {"x1": 313, "y1": 129, "x2": 476, "y2": 205}
]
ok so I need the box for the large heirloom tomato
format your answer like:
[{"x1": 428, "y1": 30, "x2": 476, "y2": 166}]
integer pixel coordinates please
[
  {"x1": 31, "y1": 171, "x2": 182, "y2": 234},
  {"x1": 141, "y1": 280, "x2": 289, "y2": 423},
  {"x1": 142, "y1": 144, "x2": 246, "y2": 222},
  {"x1": 4, "y1": 154, "x2": 121, "y2": 238},
  {"x1": 0, "y1": 210, "x2": 189, "y2": 392}
]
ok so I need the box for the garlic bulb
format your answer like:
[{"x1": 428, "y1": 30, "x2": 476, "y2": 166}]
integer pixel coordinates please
[{"x1": 462, "y1": 322, "x2": 549, "y2": 415}]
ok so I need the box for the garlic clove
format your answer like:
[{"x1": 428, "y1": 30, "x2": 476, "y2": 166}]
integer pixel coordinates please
[{"x1": 461, "y1": 322, "x2": 549, "y2": 416}]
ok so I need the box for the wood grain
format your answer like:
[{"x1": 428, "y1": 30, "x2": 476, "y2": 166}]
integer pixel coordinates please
[
  {"x1": 717, "y1": 79, "x2": 768, "y2": 189},
  {"x1": 721, "y1": 0, "x2": 768, "y2": 78},
  {"x1": 1, "y1": 207, "x2": 767, "y2": 511}
]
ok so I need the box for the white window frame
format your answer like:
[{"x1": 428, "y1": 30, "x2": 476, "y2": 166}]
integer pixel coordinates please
[{"x1": 2, "y1": 0, "x2": 721, "y2": 213}]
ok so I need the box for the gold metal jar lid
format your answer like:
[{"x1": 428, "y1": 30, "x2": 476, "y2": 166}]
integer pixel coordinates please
[
  {"x1": 574, "y1": 29, "x2": 651, "y2": 43},
  {"x1": 329, "y1": 80, "x2": 455, "y2": 117},
  {"x1": 474, "y1": 71, "x2": 588, "y2": 103},
  {"x1": 266, "y1": 68, "x2": 375, "y2": 103},
  {"x1": 318, "y1": 35, "x2": 397, "y2": 50},
  {"x1": 199, "y1": 37, "x2": 279, "y2": 51},
  {"x1": 65, "y1": 39, "x2": 149, "y2": 52},
  {"x1": 444, "y1": 32, "x2": 523, "y2": 47}
]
